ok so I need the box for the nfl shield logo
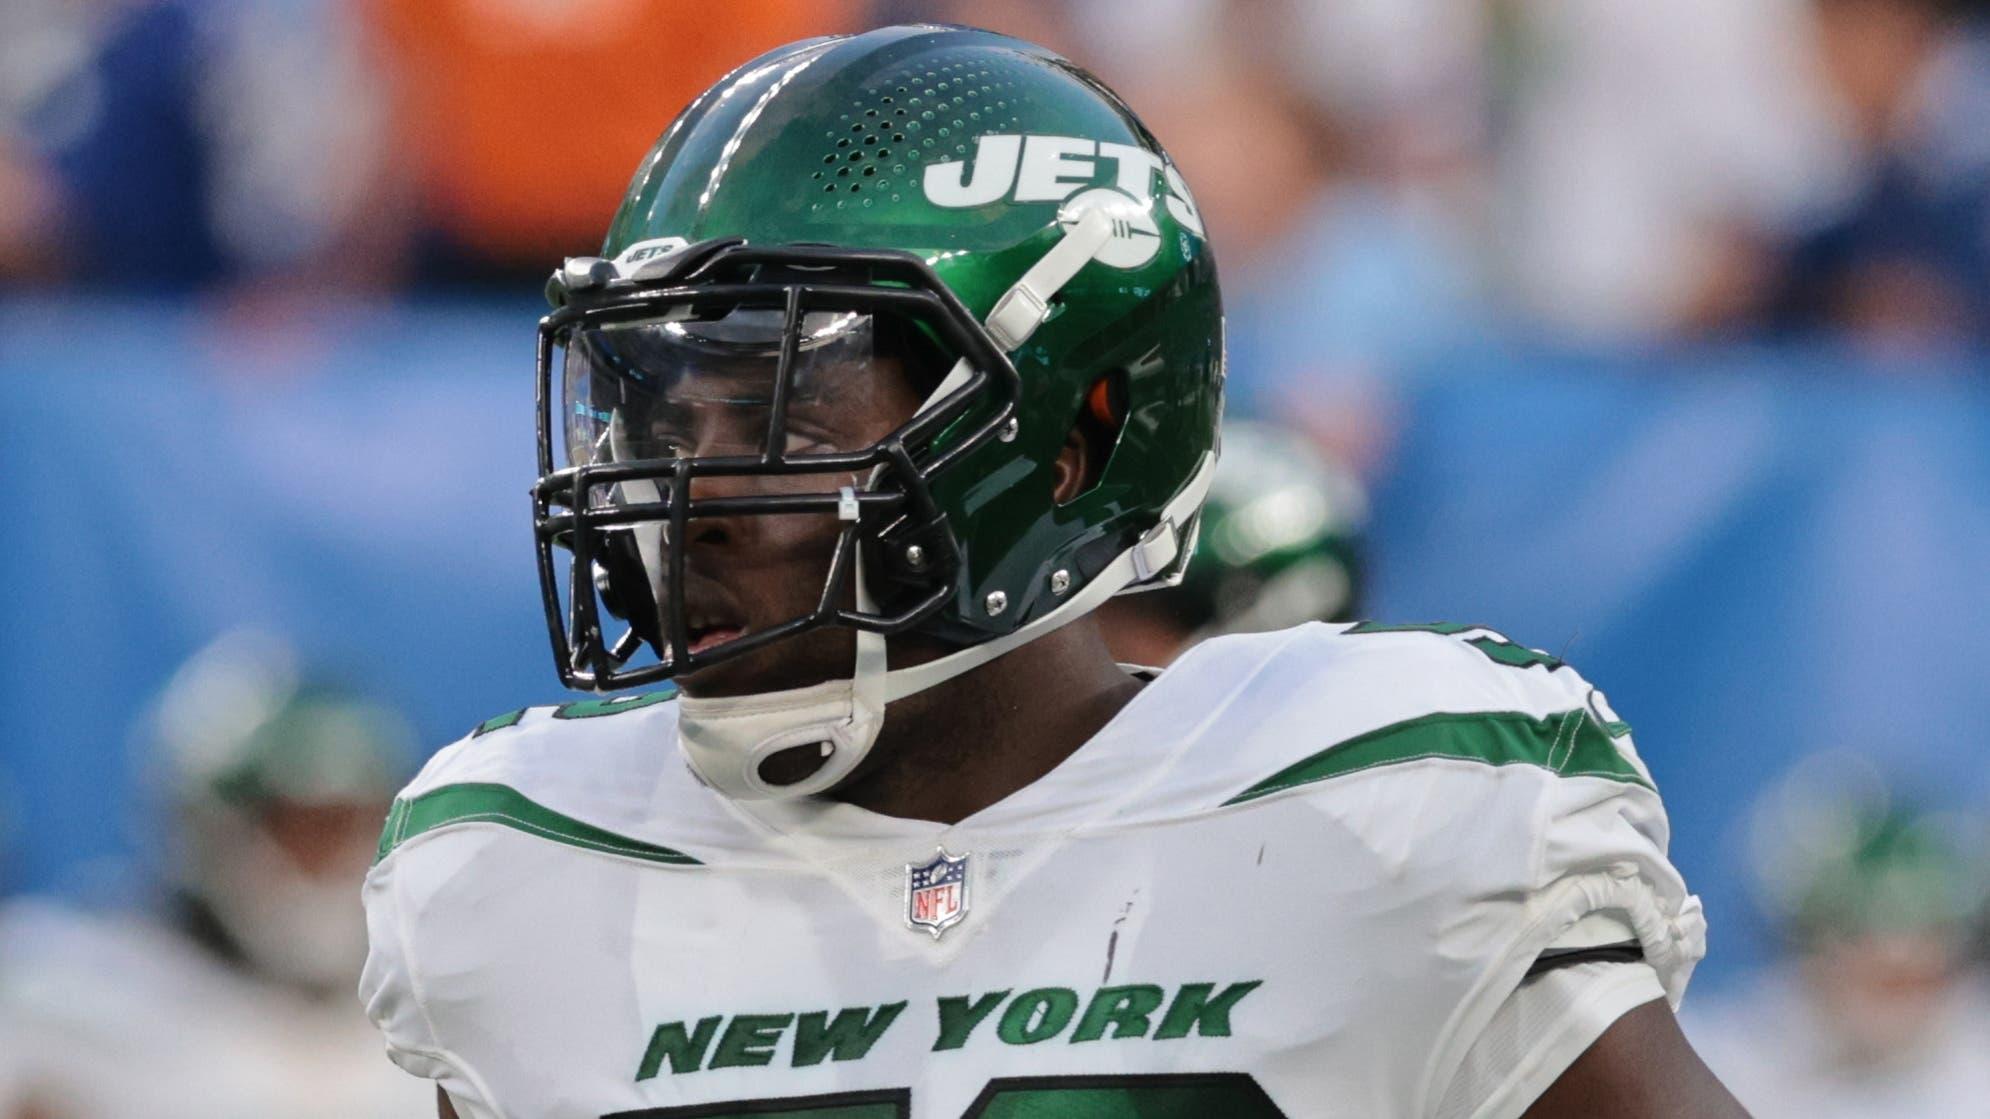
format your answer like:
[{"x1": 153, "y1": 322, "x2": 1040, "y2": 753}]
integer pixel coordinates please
[{"x1": 905, "y1": 848, "x2": 970, "y2": 939}]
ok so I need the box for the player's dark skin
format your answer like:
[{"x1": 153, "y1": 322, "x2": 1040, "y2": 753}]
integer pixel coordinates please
[{"x1": 437, "y1": 348, "x2": 1747, "y2": 1118}]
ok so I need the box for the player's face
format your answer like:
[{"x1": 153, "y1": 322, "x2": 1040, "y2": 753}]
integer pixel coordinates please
[
  {"x1": 1802, "y1": 928, "x2": 1962, "y2": 1059},
  {"x1": 260, "y1": 797, "x2": 381, "y2": 879},
  {"x1": 564, "y1": 311, "x2": 935, "y2": 697},
  {"x1": 663, "y1": 354, "x2": 927, "y2": 699}
]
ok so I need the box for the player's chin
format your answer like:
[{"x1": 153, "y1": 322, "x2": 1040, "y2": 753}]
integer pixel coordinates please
[{"x1": 674, "y1": 626, "x2": 856, "y2": 699}]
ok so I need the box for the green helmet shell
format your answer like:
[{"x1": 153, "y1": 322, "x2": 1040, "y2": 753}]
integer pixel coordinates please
[{"x1": 598, "y1": 25, "x2": 1223, "y2": 641}]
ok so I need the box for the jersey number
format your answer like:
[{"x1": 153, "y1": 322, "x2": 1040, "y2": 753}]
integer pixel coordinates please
[{"x1": 602, "y1": 1073, "x2": 1285, "y2": 1118}]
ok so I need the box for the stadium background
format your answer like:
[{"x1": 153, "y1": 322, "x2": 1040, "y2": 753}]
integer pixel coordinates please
[{"x1": 3, "y1": 0, "x2": 1989, "y2": 1107}]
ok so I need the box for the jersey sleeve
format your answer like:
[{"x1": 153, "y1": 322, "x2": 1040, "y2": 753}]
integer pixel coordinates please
[
  {"x1": 1433, "y1": 960, "x2": 1667, "y2": 1119},
  {"x1": 1422, "y1": 691, "x2": 1708, "y2": 1118},
  {"x1": 359, "y1": 859, "x2": 447, "y2": 1081},
  {"x1": 1527, "y1": 719, "x2": 1707, "y2": 1006},
  {"x1": 360, "y1": 781, "x2": 504, "y2": 1119}
]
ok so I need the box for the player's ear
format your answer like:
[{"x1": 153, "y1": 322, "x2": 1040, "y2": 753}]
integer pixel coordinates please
[
  {"x1": 1053, "y1": 374, "x2": 1123, "y2": 505},
  {"x1": 1052, "y1": 426, "x2": 1090, "y2": 506}
]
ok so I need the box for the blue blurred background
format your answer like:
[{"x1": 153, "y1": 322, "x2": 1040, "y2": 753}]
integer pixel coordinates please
[{"x1": 5, "y1": 1, "x2": 1990, "y2": 1115}]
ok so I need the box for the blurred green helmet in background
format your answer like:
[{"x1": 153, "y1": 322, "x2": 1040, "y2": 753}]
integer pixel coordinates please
[
  {"x1": 154, "y1": 631, "x2": 411, "y2": 815},
  {"x1": 1160, "y1": 421, "x2": 1366, "y2": 639},
  {"x1": 149, "y1": 630, "x2": 413, "y2": 991},
  {"x1": 1748, "y1": 753, "x2": 1990, "y2": 946},
  {"x1": 533, "y1": 25, "x2": 1224, "y2": 799}
]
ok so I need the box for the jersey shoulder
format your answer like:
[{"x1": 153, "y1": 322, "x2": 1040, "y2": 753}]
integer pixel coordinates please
[
  {"x1": 1119, "y1": 621, "x2": 1704, "y2": 1008},
  {"x1": 372, "y1": 688, "x2": 740, "y2": 871},
  {"x1": 361, "y1": 691, "x2": 726, "y2": 1108},
  {"x1": 1109, "y1": 620, "x2": 1656, "y2": 822}
]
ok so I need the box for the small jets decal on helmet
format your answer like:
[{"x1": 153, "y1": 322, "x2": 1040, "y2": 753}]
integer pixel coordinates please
[{"x1": 611, "y1": 236, "x2": 693, "y2": 278}]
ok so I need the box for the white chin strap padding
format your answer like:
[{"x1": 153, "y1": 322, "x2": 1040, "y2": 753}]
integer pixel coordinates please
[{"x1": 677, "y1": 545, "x2": 889, "y2": 801}]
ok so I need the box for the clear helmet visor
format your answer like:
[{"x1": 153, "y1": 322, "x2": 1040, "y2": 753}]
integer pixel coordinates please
[
  {"x1": 562, "y1": 307, "x2": 930, "y2": 472},
  {"x1": 550, "y1": 303, "x2": 954, "y2": 680}
]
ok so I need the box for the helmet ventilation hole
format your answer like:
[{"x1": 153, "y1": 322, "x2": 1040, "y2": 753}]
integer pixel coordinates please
[{"x1": 807, "y1": 55, "x2": 1036, "y2": 212}]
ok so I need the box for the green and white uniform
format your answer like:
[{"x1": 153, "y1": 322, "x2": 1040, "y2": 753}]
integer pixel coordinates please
[{"x1": 361, "y1": 623, "x2": 1706, "y2": 1118}]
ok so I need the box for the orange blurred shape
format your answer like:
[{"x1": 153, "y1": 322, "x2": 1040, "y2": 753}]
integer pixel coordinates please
[{"x1": 364, "y1": 0, "x2": 860, "y2": 266}]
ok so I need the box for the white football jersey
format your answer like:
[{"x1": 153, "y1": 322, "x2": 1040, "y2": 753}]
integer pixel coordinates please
[{"x1": 362, "y1": 622, "x2": 1706, "y2": 1119}]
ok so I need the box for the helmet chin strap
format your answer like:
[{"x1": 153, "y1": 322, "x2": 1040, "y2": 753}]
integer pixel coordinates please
[
  {"x1": 675, "y1": 206, "x2": 1207, "y2": 802},
  {"x1": 676, "y1": 543, "x2": 889, "y2": 800}
]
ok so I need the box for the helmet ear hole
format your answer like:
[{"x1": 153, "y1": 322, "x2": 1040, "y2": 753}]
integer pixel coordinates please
[
  {"x1": 1058, "y1": 371, "x2": 1126, "y2": 505},
  {"x1": 1086, "y1": 373, "x2": 1124, "y2": 428}
]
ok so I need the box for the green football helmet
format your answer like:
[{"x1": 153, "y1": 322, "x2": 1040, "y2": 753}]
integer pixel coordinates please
[
  {"x1": 533, "y1": 26, "x2": 1223, "y2": 798},
  {"x1": 149, "y1": 630, "x2": 414, "y2": 990},
  {"x1": 1749, "y1": 756, "x2": 1990, "y2": 947}
]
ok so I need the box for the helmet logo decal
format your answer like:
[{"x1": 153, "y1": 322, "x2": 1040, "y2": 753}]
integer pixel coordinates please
[
  {"x1": 1162, "y1": 163, "x2": 1205, "y2": 238},
  {"x1": 924, "y1": 133, "x2": 1202, "y2": 256},
  {"x1": 1060, "y1": 188, "x2": 1160, "y2": 268},
  {"x1": 925, "y1": 134, "x2": 1024, "y2": 206},
  {"x1": 614, "y1": 236, "x2": 690, "y2": 270}
]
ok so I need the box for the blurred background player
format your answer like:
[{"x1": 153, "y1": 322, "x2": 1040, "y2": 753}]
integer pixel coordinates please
[
  {"x1": 0, "y1": 632, "x2": 428, "y2": 1119},
  {"x1": 1097, "y1": 421, "x2": 1368, "y2": 667},
  {"x1": 1686, "y1": 755, "x2": 1990, "y2": 1118}
]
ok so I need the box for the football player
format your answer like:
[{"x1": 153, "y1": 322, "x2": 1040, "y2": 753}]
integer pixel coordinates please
[
  {"x1": 362, "y1": 25, "x2": 1742, "y2": 1118},
  {"x1": 1095, "y1": 420, "x2": 1367, "y2": 667},
  {"x1": 0, "y1": 631, "x2": 429, "y2": 1117},
  {"x1": 1686, "y1": 759, "x2": 1990, "y2": 1117}
]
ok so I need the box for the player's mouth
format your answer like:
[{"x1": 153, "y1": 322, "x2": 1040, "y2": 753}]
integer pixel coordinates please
[
  {"x1": 681, "y1": 582, "x2": 750, "y2": 659},
  {"x1": 676, "y1": 569, "x2": 752, "y2": 657},
  {"x1": 687, "y1": 623, "x2": 745, "y2": 656}
]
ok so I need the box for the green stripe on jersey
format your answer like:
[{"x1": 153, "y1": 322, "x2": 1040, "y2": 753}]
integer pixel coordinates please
[
  {"x1": 1223, "y1": 709, "x2": 1651, "y2": 806},
  {"x1": 375, "y1": 782, "x2": 701, "y2": 865}
]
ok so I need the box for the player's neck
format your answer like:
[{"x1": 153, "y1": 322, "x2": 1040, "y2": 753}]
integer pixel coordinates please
[{"x1": 828, "y1": 618, "x2": 1144, "y2": 825}]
